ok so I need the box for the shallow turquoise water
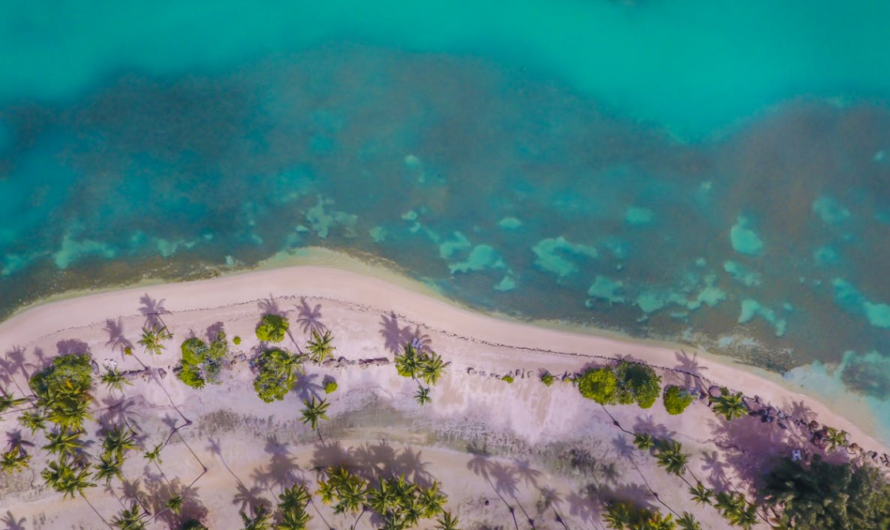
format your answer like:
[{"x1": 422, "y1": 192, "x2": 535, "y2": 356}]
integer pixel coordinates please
[{"x1": 2, "y1": 0, "x2": 890, "y2": 438}]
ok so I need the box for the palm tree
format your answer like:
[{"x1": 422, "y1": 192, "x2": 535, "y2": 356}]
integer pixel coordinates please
[
  {"x1": 138, "y1": 325, "x2": 172, "y2": 356},
  {"x1": 300, "y1": 397, "x2": 329, "y2": 431},
  {"x1": 633, "y1": 432, "x2": 656, "y2": 451},
  {"x1": 144, "y1": 443, "x2": 163, "y2": 465},
  {"x1": 655, "y1": 439, "x2": 689, "y2": 476},
  {"x1": 418, "y1": 481, "x2": 447, "y2": 518},
  {"x1": 18, "y1": 410, "x2": 47, "y2": 435},
  {"x1": 711, "y1": 388, "x2": 748, "y2": 421},
  {"x1": 688, "y1": 482, "x2": 713, "y2": 505},
  {"x1": 101, "y1": 367, "x2": 132, "y2": 394},
  {"x1": 277, "y1": 484, "x2": 311, "y2": 530},
  {"x1": 240, "y1": 505, "x2": 272, "y2": 530},
  {"x1": 111, "y1": 503, "x2": 146, "y2": 530},
  {"x1": 94, "y1": 453, "x2": 124, "y2": 485},
  {"x1": 166, "y1": 494, "x2": 184, "y2": 515},
  {"x1": 824, "y1": 427, "x2": 848, "y2": 452},
  {"x1": 677, "y1": 512, "x2": 701, "y2": 530},
  {"x1": 0, "y1": 388, "x2": 28, "y2": 413},
  {"x1": 603, "y1": 501, "x2": 631, "y2": 529},
  {"x1": 715, "y1": 491, "x2": 752, "y2": 527},
  {"x1": 306, "y1": 330, "x2": 335, "y2": 363},
  {"x1": 103, "y1": 425, "x2": 138, "y2": 459},
  {"x1": 43, "y1": 429, "x2": 84, "y2": 457},
  {"x1": 42, "y1": 457, "x2": 95, "y2": 499},
  {"x1": 414, "y1": 386, "x2": 431, "y2": 406},
  {"x1": 395, "y1": 345, "x2": 422, "y2": 379},
  {"x1": 369, "y1": 478, "x2": 399, "y2": 515},
  {"x1": 419, "y1": 352, "x2": 445, "y2": 386},
  {"x1": 436, "y1": 511, "x2": 459, "y2": 530},
  {"x1": 1, "y1": 443, "x2": 31, "y2": 473}
]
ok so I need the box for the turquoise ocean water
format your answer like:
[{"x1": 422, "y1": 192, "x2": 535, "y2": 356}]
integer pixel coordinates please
[{"x1": 2, "y1": 1, "x2": 890, "y2": 437}]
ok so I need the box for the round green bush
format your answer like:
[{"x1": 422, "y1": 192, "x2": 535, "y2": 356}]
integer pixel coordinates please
[
  {"x1": 541, "y1": 373, "x2": 555, "y2": 386},
  {"x1": 324, "y1": 381, "x2": 338, "y2": 394},
  {"x1": 233, "y1": 336, "x2": 241, "y2": 345},
  {"x1": 502, "y1": 375, "x2": 514, "y2": 384},
  {"x1": 256, "y1": 314, "x2": 289, "y2": 343},
  {"x1": 577, "y1": 368, "x2": 618, "y2": 405},
  {"x1": 663, "y1": 385, "x2": 694, "y2": 415}
]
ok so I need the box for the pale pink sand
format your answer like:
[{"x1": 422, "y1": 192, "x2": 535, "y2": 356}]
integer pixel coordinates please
[{"x1": 0, "y1": 266, "x2": 884, "y2": 529}]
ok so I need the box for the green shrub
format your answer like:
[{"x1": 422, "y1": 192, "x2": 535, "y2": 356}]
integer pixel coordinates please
[
  {"x1": 615, "y1": 361, "x2": 662, "y2": 409},
  {"x1": 324, "y1": 381, "x2": 338, "y2": 394},
  {"x1": 663, "y1": 385, "x2": 694, "y2": 415},
  {"x1": 253, "y1": 349, "x2": 301, "y2": 403},
  {"x1": 541, "y1": 373, "x2": 555, "y2": 386},
  {"x1": 502, "y1": 375, "x2": 514, "y2": 384},
  {"x1": 176, "y1": 332, "x2": 229, "y2": 389},
  {"x1": 29, "y1": 353, "x2": 94, "y2": 430},
  {"x1": 256, "y1": 314, "x2": 289, "y2": 343},
  {"x1": 577, "y1": 368, "x2": 618, "y2": 404},
  {"x1": 233, "y1": 336, "x2": 241, "y2": 345}
]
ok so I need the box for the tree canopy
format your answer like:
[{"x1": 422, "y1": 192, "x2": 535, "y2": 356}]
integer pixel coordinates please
[
  {"x1": 177, "y1": 331, "x2": 229, "y2": 389},
  {"x1": 252, "y1": 348, "x2": 302, "y2": 403},
  {"x1": 663, "y1": 385, "x2": 694, "y2": 415},
  {"x1": 614, "y1": 361, "x2": 661, "y2": 409},
  {"x1": 578, "y1": 367, "x2": 618, "y2": 405},
  {"x1": 29, "y1": 353, "x2": 94, "y2": 431},
  {"x1": 256, "y1": 314, "x2": 289, "y2": 343},
  {"x1": 762, "y1": 455, "x2": 890, "y2": 530}
]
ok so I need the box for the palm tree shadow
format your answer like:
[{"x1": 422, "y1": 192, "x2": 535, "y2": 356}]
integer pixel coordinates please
[
  {"x1": 1, "y1": 511, "x2": 26, "y2": 530},
  {"x1": 465, "y1": 445, "x2": 520, "y2": 530},
  {"x1": 632, "y1": 415, "x2": 675, "y2": 441},
  {"x1": 258, "y1": 296, "x2": 286, "y2": 318},
  {"x1": 139, "y1": 294, "x2": 170, "y2": 329},
  {"x1": 57, "y1": 339, "x2": 89, "y2": 356},
  {"x1": 379, "y1": 312, "x2": 411, "y2": 355},
  {"x1": 674, "y1": 350, "x2": 708, "y2": 393},
  {"x1": 250, "y1": 435, "x2": 302, "y2": 493},
  {"x1": 310, "y1": 440, "x2": 351, "y2": 472},
  {"x1": 104, "y1": 318, "x2": 134, "y2": 356},
  {"x1": 293, "y1": 372, "x2": 323, "y2": 401},
  {"x1": 296, "y1": 298, "x2": 326, "y2": 335},
  {"x1": 701, "y1": 450, "x2": 731, "y2": 492}
]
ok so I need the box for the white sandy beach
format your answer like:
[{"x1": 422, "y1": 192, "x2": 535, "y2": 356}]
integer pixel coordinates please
[{"x1": 0, "y1": 265, "x2": 886, "y2": 529}]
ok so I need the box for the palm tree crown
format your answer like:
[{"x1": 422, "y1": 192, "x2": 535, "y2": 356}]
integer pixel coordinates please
[
  {"x1": 711, "y1": 388, "x2": 748, "y2": 421},
  {"x1": 306, "y1": 330, "x2": 335, "y2": 363},
  {"x1": 300, "y1": 397, "x2": 330, "y2": 431},
  {"x1": 138, "y1": 325, "x2": 172, "y2": 356}
]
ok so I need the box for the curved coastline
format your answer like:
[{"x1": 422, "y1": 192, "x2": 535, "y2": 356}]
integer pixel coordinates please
[{"x1": 2, "y1": 254, "x2": 886, "y2": 456}]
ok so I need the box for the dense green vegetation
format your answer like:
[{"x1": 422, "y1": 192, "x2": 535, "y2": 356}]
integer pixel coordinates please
[
  {"x1": 577, "y1": 361, "x2": 661, "y2": 408},
  {"x1": 29, "y1": 353, "x2": 94, "y2": 431},
  {"x1": 176, "y1": 331, "x2": 230, "y2": 389},
  {"x1": 663, "y1": 385, "x2": 694, "y2": 415},
  {"x1": 317, "y1": 466, "x2": 452, "y2": 530},
  {"x1": 540, "y1": 372, "x2": 555, "y2": 386},
  {"x1": 252, "y1": 348, "x2": 303, "y2": 402},
  {"x1": 578, "y1": 367, "x2": 618, "y2": 404},
  {"x1": 502, "y1": 375, "x2": 514, "y2": 384},
  {"x1": 256, "y1": 314, "x2": 289, "y2": 343},
  {"x1": 324, "y1": 380, "x2": 338, "y2": 394},
  {"x1": 763, "y1": 455, "x2": 890, "y2": 529}
]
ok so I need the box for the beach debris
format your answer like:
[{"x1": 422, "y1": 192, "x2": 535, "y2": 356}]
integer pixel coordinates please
[
  {"x1": 90, "y1": 360, "x2": 100, "y2": 374},
  {"x1": 847, "y1": 443, "x2": 861, "y2": 454},
  {"x1": 791, "y1": 449, "x2": 802, "y2": 461},
  {"x1": 157, "y1": 368, "x2": 167, "y2": 379},
  {"x1": 708, "y1": 385, "x2": 723, "y2": 398},
  {"x1": 467, "y1": 367, "x2": 476, "y2": 375}
]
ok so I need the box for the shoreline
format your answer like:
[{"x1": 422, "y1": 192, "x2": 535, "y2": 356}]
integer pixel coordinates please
[{"x1": 1, "y1": 261, "x2": 886, "y2": 456}]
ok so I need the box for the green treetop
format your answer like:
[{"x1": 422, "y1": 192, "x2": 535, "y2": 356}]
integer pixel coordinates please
[
  {"x1": 577, "y1": 367, "x2": 618, "y2": 405},
  {"x1": 256, "y1": 314, "x2": 289, "y2": 343},
  {"x1": 29, "y1": 353, "x2": 94, "y2": 431},
  {"x1": 252, "y1": 349, "x2": 303, "y2": 403},
  {"x1": 663, "y1": 385, "x2": 694, "y2": 415}
]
